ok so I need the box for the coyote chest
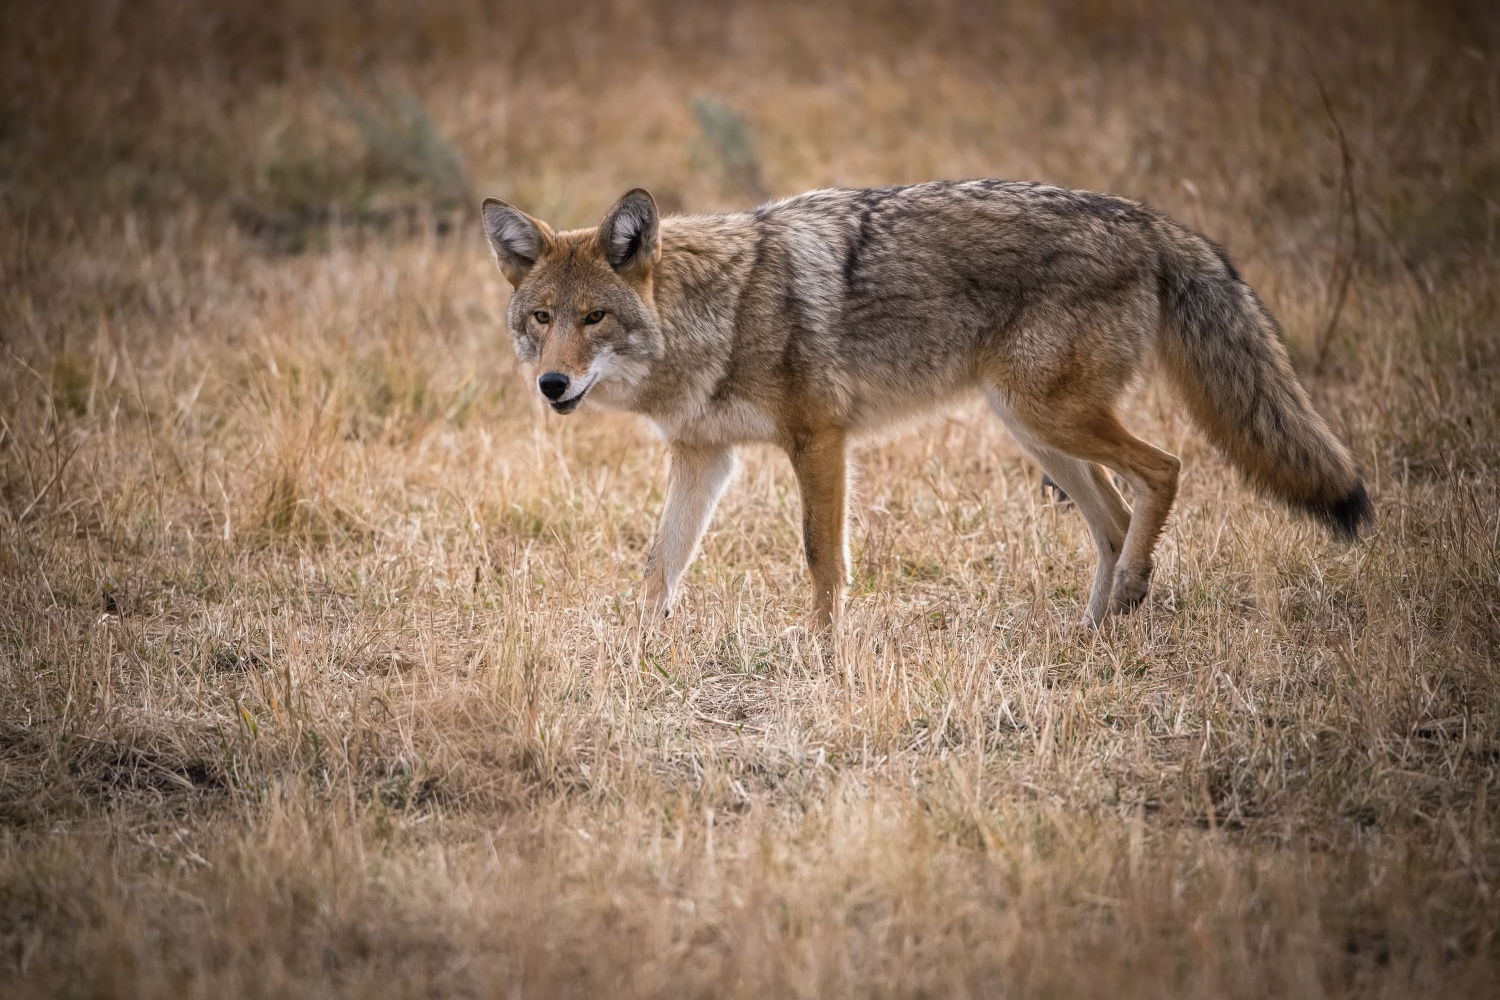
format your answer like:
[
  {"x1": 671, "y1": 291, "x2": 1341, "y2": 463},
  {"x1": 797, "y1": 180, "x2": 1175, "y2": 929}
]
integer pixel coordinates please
[{"x1": 648, "y1": 396, "x2": 778, "y2": 447}]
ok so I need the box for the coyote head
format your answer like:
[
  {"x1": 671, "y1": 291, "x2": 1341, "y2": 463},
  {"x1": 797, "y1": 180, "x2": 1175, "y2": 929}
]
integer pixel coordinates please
[{"x1": 481, "y1": 189, "x2": 664, "y2": 414}]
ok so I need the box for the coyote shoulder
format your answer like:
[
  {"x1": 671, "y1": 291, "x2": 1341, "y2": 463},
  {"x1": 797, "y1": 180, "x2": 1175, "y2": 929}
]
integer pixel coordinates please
[{"x1": 480, "y1": 180, "x2": 1370, "y2": 628}]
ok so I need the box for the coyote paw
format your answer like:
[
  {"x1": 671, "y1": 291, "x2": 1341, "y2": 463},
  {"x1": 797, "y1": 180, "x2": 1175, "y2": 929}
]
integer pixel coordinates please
[
  {"x1": 1109, "y1": 565, "x2": 1152, "y2": 613},
  {"x1": 640, "y1": 588, "x2": 673, "y2": 624}
]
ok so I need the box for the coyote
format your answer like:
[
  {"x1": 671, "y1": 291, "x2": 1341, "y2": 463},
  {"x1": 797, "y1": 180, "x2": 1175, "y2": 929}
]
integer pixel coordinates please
[{"x1": 480, "y1": 181, "x2": 1370, "y2": 628}]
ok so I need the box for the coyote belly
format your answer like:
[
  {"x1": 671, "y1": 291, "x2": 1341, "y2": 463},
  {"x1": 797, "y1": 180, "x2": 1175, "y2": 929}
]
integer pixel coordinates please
[{"x1": 480, "y1": 180, "x2": 1370, "y2": 629}]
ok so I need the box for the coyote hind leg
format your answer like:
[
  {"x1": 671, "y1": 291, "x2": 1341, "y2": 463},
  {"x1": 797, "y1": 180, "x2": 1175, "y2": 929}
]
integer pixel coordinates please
[
  {"x1": 992, "y1": 391, "x2": 1180, "y2": 621},
  {"x1": 1044, "y1": 413, "x2": 1178, "y2": 615},
  {"x1": 1027, "y1": 449, "x2": 1131, "y2": 624}
]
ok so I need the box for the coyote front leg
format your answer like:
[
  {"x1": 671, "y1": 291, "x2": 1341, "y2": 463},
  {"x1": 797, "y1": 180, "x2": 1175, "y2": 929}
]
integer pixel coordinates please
[
  {"x1": 787, "y1": 428, "x2": 849, "y2": 630},
  {"x1": 642, "y1": 443, "x2": 737, "y2": 619}
]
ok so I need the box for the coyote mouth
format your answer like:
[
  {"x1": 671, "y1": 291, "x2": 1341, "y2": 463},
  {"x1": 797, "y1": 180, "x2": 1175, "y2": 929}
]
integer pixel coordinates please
[{"x1": 548, "y1": 378, "x2": 595, "y2": 414}]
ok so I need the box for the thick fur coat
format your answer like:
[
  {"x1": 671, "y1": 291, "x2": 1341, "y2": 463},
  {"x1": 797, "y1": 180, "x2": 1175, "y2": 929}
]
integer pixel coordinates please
[{"x1": 481, "y1": 181, "x2": 1370, "y2": 627}]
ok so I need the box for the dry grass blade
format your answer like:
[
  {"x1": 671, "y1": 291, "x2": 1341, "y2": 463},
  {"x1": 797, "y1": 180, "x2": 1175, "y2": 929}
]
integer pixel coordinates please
[{"x1": 1313, "y1": 77, "x2": 1363, "y2": 373}]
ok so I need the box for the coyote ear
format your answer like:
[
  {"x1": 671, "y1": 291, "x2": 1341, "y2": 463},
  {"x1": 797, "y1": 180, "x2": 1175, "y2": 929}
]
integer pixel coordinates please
[
  {"x1": 597, "y1": 188, "x2": 660, "y2": 279},
  {"x1": 481, "y1": 198, "x2": 554, "y2": 287}
]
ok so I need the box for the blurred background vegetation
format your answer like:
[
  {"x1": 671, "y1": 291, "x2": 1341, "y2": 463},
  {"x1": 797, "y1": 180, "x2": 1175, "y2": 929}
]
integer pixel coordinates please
[{"x1": 2, "y1": 0, "x2": 1496, "y2": 273}]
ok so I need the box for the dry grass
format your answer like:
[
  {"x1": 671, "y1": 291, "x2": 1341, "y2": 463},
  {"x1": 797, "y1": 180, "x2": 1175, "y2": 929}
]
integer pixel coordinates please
[{"x1": 2, "y1": 1, "x2": 1499, "y2": 996}]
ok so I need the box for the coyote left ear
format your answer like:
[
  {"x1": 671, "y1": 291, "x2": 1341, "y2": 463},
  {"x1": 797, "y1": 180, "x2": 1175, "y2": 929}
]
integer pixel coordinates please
[
  {"x1": 597, "y1": 188, "x2": 660, "y2": 280},
  {"x1": 482, "y1": 197, "x2": 555, "y2": 288}
]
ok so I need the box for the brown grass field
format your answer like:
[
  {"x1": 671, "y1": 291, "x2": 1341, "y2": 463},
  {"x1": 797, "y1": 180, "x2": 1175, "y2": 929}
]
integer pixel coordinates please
[{"x1": 2, "y1": 1, "x2": 1498, "y2": 995}]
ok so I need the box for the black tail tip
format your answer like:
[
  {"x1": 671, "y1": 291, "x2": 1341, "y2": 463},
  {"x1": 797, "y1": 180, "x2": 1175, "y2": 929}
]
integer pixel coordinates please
[{"x1": 1312, "y1": 481, "x2": 1373, "y2": 541}]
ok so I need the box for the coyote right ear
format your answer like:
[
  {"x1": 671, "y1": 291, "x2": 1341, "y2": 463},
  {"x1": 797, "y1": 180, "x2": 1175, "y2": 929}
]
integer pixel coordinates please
[
  {"x1": 597, "y1": 188, "x2": 660, "y2": 281},
  {"x1": 481, "y1": 198, "x2": 554, "y2": 287}
]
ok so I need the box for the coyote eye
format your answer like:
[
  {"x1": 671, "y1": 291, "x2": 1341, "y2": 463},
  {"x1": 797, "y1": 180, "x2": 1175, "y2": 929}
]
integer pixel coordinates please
[
  {"x1": 583, "y1": 309, "x2": 606, "y2": 325},
  {"x1": 533, "y1": 310, "x2": 551, "y2": 324}
]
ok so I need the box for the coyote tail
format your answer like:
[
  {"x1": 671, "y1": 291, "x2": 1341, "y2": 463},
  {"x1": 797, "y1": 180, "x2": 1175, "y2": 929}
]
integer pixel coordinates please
[{"x1": 1154, "y1": 222, "x2": 1372, "y2": 539}]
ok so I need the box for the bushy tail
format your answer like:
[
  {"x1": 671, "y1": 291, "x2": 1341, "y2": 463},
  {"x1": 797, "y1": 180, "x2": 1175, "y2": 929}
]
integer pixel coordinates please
[{"x1": 1153, "y1": 219, "x2": 1372, "y2": 539}]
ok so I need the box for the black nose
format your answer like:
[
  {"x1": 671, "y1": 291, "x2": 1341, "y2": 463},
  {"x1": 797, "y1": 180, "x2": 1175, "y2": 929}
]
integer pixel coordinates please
[{"x1": 537, "y1": 372, "x2": 570, "y2": 401}]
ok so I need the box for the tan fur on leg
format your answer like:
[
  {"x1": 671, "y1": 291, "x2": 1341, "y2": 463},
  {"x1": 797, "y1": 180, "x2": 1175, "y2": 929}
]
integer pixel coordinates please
[{"x1": 786, "y1": 429, "x2": 848, "y2": 630}]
